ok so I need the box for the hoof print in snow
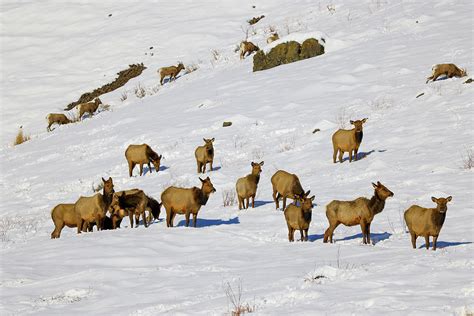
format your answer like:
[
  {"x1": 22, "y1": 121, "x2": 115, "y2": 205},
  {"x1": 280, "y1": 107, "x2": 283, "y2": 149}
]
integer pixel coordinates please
[{"x1": 253, "y1": 38, "x2": 324, "y2": 72}]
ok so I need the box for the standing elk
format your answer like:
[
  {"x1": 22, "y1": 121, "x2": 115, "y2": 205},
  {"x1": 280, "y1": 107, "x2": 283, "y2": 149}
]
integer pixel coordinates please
[
  {"x1": 161, "y1": 177, "x2": 216, "y2": 227},
  {"x1": 46, "y1": 113, "x2": 72, "y2": 132},
  {"x1": 77, "y1": 98, "x2": 102, "y2": 120},
  {"x1": 109, "y1": 189, "x2": 151, "y2": 228},
  {"x1": 332, "y1": 118, "x2": 367, "y2": 163},
  {"x1": 271, "y1": 170, "x2": 310, "y2": 211},
  {"x1": 236, "y1": 161, "x2": 264, "y2": 210},
  {"x1": 426, "y1": 64, "x2": 467, "y2": 83},
  {"x1": 404, "y1": 196, "x2": 452, "y2": 250},
  {"x1": 158, "y1": 63, "x2": 185, "y2": 85},
  {"x1": 284, "y1": 194, "x2": 315, "y2": 242},
  {"x1": 239, "y1": 41, "x2": 259, "y2": 59},
  {"x1": 323, "y1": 181, "x2": 394, "y2": 244},
  {"x1": 195, "y1": 138, "x2": 214, "y2": 173},
  {"x1": 125, "y1": 144, "x2": 162, "y2": 177}
]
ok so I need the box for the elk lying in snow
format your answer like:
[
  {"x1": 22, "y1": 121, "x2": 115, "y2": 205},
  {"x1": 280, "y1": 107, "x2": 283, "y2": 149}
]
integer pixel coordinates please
[
  {"x1": 284, "y1": 194, "x2": 315, "y2": 242},
  {"x1": 195, "y1": 138, "x2": 214, "y2": 173},
  {"x1": 324, "y1": 181, "x2": 394, "y2": 244},
  {"x1": 161, "y1": 177, "x2": 216, "y2": 227},
  {"x1": 239, "y1": 41, "x2": 259, "y2": 59},
  {"x1": 46, "y1": 113, "x2": 72, "y2": 132},
  {"x1": 158, "y1": 63, "x2": 185, "y2": 85},
  {"x1": 267, "y1": 33, "x2": 279, "y2": 44},
  {"x1": 426, "y1": 63, "x2": 467, "y2": 83},
  {"x1": 332, "y1": 118, "x2": 367, "y2": 163},
  {"x1": 77, "y1": 98, "x2": 102, "y2": 120},
  {"x1": 74, "y1": 177, "x2": 114, "y2": 233},
  {"x1": 109, "y1": 189, "x2": 151, "y2": 228},
  {"x1": 271, "y1": 170, "x2": 310, "y2": 211},
  {"x1": 125, "y1": 144, "x2": 162, "y2": 177},
  {"x1": 404, "y1": 196, "x2": 452, "y2": 250},
  {"x1": 236, "y1": 161, "x2": 264, "y2": 210},
  {"x1": 51, "y1": 203, "x2": 89, "y2": 238}
]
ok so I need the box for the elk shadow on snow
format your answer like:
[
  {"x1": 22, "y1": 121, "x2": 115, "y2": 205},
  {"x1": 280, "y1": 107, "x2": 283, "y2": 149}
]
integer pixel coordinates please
[
  {"x1": 126, "y1": 217, "x2": 164, "y2": 228},
  {"x1": 142, "y1": 165, "x2": 169, "y2": 175},
  {"x1": 340, "y1": 149, "x2": 384, "y2": 163},
  {"x1": 337, "y1": 232, "x2": 392, "y2": 244},
  {"x1": 176, "y1": 216, "x2": 240, "y2": 228},
  {"x1": 253, "y1": 200, "x2": 274, "y2": 207},
  {"x1": 419, "y1": 240, "x2": 472, "y2": 249},
  {"x1": 308, "y1": 234, "x2": 325, "y2": 242}
]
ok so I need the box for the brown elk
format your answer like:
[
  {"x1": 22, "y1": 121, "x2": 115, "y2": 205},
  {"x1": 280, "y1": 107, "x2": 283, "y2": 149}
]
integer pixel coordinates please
[
  {"x1": 195, "y1": 138, "x2": 214, "y2": 173},
  {"x1": 236, "y1": 161, "x2": 264, "y2": 210},
  {"x1": 284, "y1": 194, "x2": 315, "y2": 242},
  {"x1": 323, "y1": 181, "x2": 394, "y2": 244},
  {"x1": 74, "y1": 177, "x2": 114, "y2": 233},
  {"x1": 332, "y1": 118, "x2": 367, "y2": 163},
  {"x1": 109, "y1": 189, "x2": 150, "y2": 228},
  {"x1": 46, "y1": 113, "x2": 72, "y2": 132},
  {"x1": 125, "y1": 144, "x2": 162, "y2": 177},
  {"x1": 161, "y1": 177, "x2": 216, "y2": 227},
  {"x1": 158, "y1": 63, "x2": 185, "y2": 85},
  {"x1": 51, "y1": 203, "x2": 89, "y2": 238},
  {"x1": 239, "y1": 41, "x2": 259, "y2": 59},
  {"x1": 404, "y1": 196, "x2": 452, "y2": 250},
  {"x1": 77, "y1": 98, "x2": 102, "y2": 120},
  {"x1": 267, "y1": 33, "x2": 279, "y2": 44},
  {"x1": 271, "y1": 170, "x2": 310, "y2": 211},
  {"x1": 426, "y1": 64, "x2": 467, "y2": 83}
]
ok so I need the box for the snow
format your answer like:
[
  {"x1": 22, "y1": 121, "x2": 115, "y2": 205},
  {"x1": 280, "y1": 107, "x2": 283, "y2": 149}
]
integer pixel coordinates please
[{"x1": 1, "y1": 0, "x2": 473, "y2": 315}]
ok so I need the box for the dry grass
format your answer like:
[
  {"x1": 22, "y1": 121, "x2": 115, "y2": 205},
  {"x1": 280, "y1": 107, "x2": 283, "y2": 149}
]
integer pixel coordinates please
[
  {"x1": 185, "y1": 63, "x2": 199, "y2": 74},
  {"x1": 13, "y1": 126, "x2": 30, "y2": 146},
  {"x1": 222, "y1": 189, "x2": 237, "y2": 207},
  {"x1": 120, "y1": 91, "x2": 128, "y2": 102},
  {"x1": 134, "y1": 82, "x2": 146, "y2": 99},
  {"x1": 462, "y1": 148, "x2": 473, "y2": 170},
  {"x1": 224, "y1": 280, "x2": 255, "y2": 316},
  {"x1": 335, "y1": 107, "x2": 351, "y2": 129}
]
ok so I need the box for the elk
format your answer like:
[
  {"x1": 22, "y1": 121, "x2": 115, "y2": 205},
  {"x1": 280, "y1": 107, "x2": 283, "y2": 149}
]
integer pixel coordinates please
[
  {"x1": 158, "y1": 63, "x2": 185, "y2": 85},
  {"x1": 271, "y1": 170, "x2": 310, "y2": 211},
  {"x1": 109, "y1": 189, "x2": 150, "y2": 228},
  {"x1": 323, "y1": 181, "x2": 394, "y2": 244},
  {"x1": 239, "y1": 41, "x2": 259, "y2": 59},
  {"x1": 284, "y1": 194, "x2": 315, "y2": 242},
  {"x1": 161, "y1": 177, "x2": 216, "y2": 227},
  {"x1": 404, "y1": 196, "x2": 452, "y2": 250},
  {"x1": 426, "y1": 64, "x2": 467, "y2": 83},
  {"x1": 267, "y1": 33, "x2": 279, "y2": 44},
  {"x1": 236, "y1": 161, "x2": 264, "y2": 210},
  {"x1": 46, "y1": 113, "x2": 72, "y2": 132},
  {"x1": 77, "y1": 98, "x2": 102, "y2": 120},
  {"x1": 74, "y1": 177, "x2": 114, "y2": 233},
  {"x1": 51, "y1": 203, "x2": 89, "y2": 238},
  {"x1": 125, "y1": 144, "x2": 162, "y2": 177},
  {"x1": 332, "y1": 118, "x2": 367, "y2": 163},
  {"x1": 195, "y1": 138, "x2": 214, "y2": 173}
]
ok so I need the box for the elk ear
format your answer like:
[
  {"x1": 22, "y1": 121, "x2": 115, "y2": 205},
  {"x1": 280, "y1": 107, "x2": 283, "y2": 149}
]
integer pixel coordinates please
[
  {"x1": 377, "y1": 181, "x2": 382, "y2": 186},
  {"x1": 260, "y1": 161, "x2": 264, "y2": 166},
  {"x1": 362, "y1": 118, "x2": 368, "y2": 123},
  {"x1": 199, "y1": 177, "x2": 205, "y2": 183},
  {"x1": 431, "y1": 196, "x2": 437, "y2": 203},
  {"x1": 211, "y1": 138, "x2": 215, "y2": 142},
  {"x1": 102, "y1": 177, "x2": 106, "y2": 182},
  {"x1": 159, "y1": 155, "x2": 162, "y2": 159},
  {"x1": 310, "y1": 195, "x2": 315, "y2": 201},
  {"x1": 305, "y1": 190, "x2": 311, "y2": 197},
  {"x1": 446, "y1": 196, "x2": 452, "y2": 202},
  {"x1": 203, "y1": 138, "x2": 206, "y2": 142},
  {"x1": 349, "y1": 120, "x2": 354, "y2": 124},
  {"x1": 251, "y1": 162, "x2": 256, "y2": 167},
  {"x1": 206, "y1": 177, "x2": 210, "y2": 181},
  {"x1": 372, "y1": 182, "x2": 378, "y2": 189}
]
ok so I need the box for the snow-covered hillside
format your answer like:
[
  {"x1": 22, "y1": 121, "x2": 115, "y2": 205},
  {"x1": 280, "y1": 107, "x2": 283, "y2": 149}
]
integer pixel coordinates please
[{"x1": 1, "y1": 0, "x2": 473, "y2": 315}]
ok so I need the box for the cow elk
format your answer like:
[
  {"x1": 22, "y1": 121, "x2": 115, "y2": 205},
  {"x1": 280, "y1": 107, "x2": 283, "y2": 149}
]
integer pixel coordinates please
[
  {"x1": 125, "y1": 144, "x2": 162, "y2": 177},
  {"x1": 161, "y1": 177, "x2": 216, "y2": 227},
  {"x1": 323, "y1": 181, "x2": 394, "y2": 244},
  {"x1": 426, "y1": 64, "x2": 467, "y2": 83},
  {"x1": 159, "y1": 63, "x2": 185, "y2": 85},
  {"x1": 404, "y1": 196, "x2": 452, "y2": 250},
  {"x1": 236, "y1": 161, "x2": 264, "y2": 210},
  {"x1": 46, "y1": 113, "x2": 72, "y2": 132},
  {"x1": 109, "y1": 189, "x2": 150, "y2": 228},
  {"x1": 284, "y1": 194, "x2": 315, "y2": 242},
  {"x1": 239, "y1": 41, "x2": 259, "y2": 59},
  {"x1": 51, "y1": 203, "x2": 88, "y2": 238},
  {"x1": 195, "y1": 138, "x2": 214, "y2": 173},
  {"x1": 332, "y1": 118, "x2": 367, "y2": 163},
  {"x1": 271, "y1": 170, "x2": 310, "y2": 211},
  {"x1": 77, "y1": 98, "x2": 102, "y2": 120}
]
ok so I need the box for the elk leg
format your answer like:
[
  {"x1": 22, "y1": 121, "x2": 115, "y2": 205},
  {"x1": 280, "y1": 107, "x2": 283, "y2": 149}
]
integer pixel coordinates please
[
  {"x1": 135, "y1": 213, "x2": 140, "y2": 228},
  {"x1": 354, "y1": 148, "x2": 359, "y2": 161},
  {"x1": 338, "y1": 150, "x2": 344, "y2": 163},
  {"x1": 410, "y1": 232, "x2": 417, "y2": 249},
  {"x1": 251, "y1": 195, "x2": 255, "y2": 208},
  {"x1": 143, "y1": 211, "x2": 148, "y2": 228},
  {"x1": 202, "y1": 163, "x2": 206, "y2": 173},
  {"x1": 299, "y1": 229, "x2": 304, "y2": 242},
  {"x1": 171, "y1": 211, "x2": 177, "y2": 227},
  {"x1": 245, "y1": 197, "x2": 250, "y2": 209},
  {"x1": 209, "y1": 161, "x2": 213, "y2": 171},
  {"x1": 129, "y1": 211, "x2": 134, "y2": 228},
  {"x1": 148, "y1": 162, "x2": 152, "y2": 173},
  {"x1": 139, "y1": 164, "x2": 143, "y2": 176},
  {"x1": 288, "y1": 226, "x2": 294, "y2": 242},
  {"x1": 238, "y1": 196, "x2": 243, "y2": 210},
  {"x1": 77, "y1": 218, "x2": 83, "y2": 234},
  {"x1": 185, "y1": 211, "x2": 190, "y2": 227},
  {"x1": 349, "y1": 150, "x2": 353, "y2": 162},
  {"x1": 425, "y1": 235, "x2": 430, "y2": 250},
  {"x1": 366, "y1": 222, "x2": 371, "y2": 244},
  {"x1": 432, "y1": 74, "x2": 441, "y2": 82},
  {"x1": 128, "y1": 162, "x2": 135, "y2": 177},
  {"x1": 360, "y1": 221, "x2": 368, "y2": 244},
  {"x1": 272, "y1": 189, "x2": 279, "y2": 209},
  {"x1": 432, "y1": 235, "x2": 438, "y2": 251},
  {"x1": 282, "y1": 197, "x2": 287, "y2": 211},
  {"x1": 333, "y1": 147, "x2": 338, "y2": 163},
  {"x1": 304, "y1": 228, "x2": 309, "y2": 241},
  {"x1": 193, "y1": 213, "x2": 198, "y2": 227}
]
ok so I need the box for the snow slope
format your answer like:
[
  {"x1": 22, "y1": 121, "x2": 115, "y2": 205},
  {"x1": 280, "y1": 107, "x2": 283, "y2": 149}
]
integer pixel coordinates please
[{"x1": 1, "y1": 0, "x2": 473, "y2": 315}]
